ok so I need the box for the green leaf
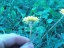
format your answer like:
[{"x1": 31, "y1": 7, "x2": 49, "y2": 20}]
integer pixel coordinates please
[
  {"x1": 54, "y1": 41, "x2": 64, "y2": 48},
  {"x1": 0, "y1": 7, "x2": 4, "y2": 14},
  {"x1": 36, "y1": 11, "x2": 43, "y2": 15},
  {"x1": 5, "y1": 28, "x2": 12, "y2": 33},
  {"x1": 30, "y1": 7, "x2": 37, "y2": 14},
  {"x1": 43, "y1": 10, "x2": 50, "y2": 14},
  {"x1": 11, "y1": 10, "x2": 16, "y2": 19},
  {"x1": 36, "y1": 26, "x2": 46, "y2": 37},
  {"x1": 42, "y1": 13, "x2": 49, "y2": 19},
  {"x1": 41, "y1": 10, "x2": 50, "y2": 19},
  {"x1": 47, "y1": 19, "x2": 53, "y2": 23},
  {"x1": 10, "y1": 10, "x2": 18, "y2": 24},
  {"x1": 61, "y1": 33, "x2": 64, "y2": 39}
]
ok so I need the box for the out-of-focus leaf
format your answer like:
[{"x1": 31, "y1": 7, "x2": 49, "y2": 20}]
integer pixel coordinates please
[
  {"x1": 24, "y1": 27, "x2": 30, "y2": 33},
  {"x1": 61, "y1": 33, "x2": 64, "y2": 39},
  {"x1": 11, "y1": 10, "x2": 16, "y2": 19},
  {"x1": 54, "y1": 41, "x2": 64, "y2": 48},
  {"x1": 10, "y1": 10, "x2": 18, "y2": 24},
  {"x1": 43, "y1": 10, "x2": 50, "y2": 14},
  {"x1": 36, "y1": 26, "x2": 46, "y2": 37},
  {"x1": 0, "y1": 27, "x2": 5, "y2": 34},
  {"x1": 47, "y1": 19, "x2": 53, "y2": 23},
  {"x1": 0, "y1": 7, "x2": 4, "y2": 14},
  {"x1": 30, "y1": 7, "x2": 37, "y2": 14},
  {"x1": 5, "y1": 28, "x2": 12, "y2": 33},
  {"x1": 42, "y1": 13, "x2": 49, "y2": 19},
  {"x1": 36, "y1": 11, "x2": 43, "y2": 15},
  {"x1": 39, "y1": 9, "x2": 50, "y2": 19}
]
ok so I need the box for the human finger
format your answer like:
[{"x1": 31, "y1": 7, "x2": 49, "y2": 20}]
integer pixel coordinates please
[
  {"x1": 20, "y1": 42, "x2": 34, "y2": 48},
  {"x1": 0, "y1": 33, "x2": 30, "y2": 48}
]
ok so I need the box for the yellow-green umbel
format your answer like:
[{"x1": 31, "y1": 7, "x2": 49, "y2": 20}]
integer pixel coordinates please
[
  {"x1": 23, "y1": 16, "x2": 39, "y2": 24},
  {"x1": 23, "y1": 16, "x2": 39, "y2": 40},
  {"x1": 60, "y1": 9, "x2": 64, "y2": 15}
]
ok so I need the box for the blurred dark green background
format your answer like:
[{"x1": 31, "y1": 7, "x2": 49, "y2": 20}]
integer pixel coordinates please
[{"x1": 0, "y1": 0, "x2": 64, "y2": 48}]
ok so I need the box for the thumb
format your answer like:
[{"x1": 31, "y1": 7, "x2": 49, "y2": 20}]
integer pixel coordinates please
[{"x1": 20, "y1": 42, "x2": 34, "y2": 48}]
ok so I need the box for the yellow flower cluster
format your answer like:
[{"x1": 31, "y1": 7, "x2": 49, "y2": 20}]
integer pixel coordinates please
[
  {"x1": 23, "y1": 16, "x2": 39, "y2": 24},
  {"x1": 60, "y1": 9, "x2": 64, "y2": 15}
]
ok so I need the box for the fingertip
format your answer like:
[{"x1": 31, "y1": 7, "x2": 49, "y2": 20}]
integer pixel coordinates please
[
  {"x1": 20, "y1": 42, "x2": 34, "y2": 48},
  {"x1": 15, "y1": 35, "x2": 30, "y2": 45}
]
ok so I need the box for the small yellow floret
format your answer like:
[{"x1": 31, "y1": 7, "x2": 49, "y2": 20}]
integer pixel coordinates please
[
  {"x1": 60, "y1": 9, "x2": 64, "y2": 15},
  {"x1": 23, "y1": 16, "x2": 39, "y2": 24}
]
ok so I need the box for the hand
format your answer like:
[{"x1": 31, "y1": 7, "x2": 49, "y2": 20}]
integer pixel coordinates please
[{"x1": 0, "y1": 33, "x2": 34, "y2": 48}]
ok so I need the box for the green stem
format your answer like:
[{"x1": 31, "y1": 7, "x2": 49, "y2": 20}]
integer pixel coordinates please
[
  {"x1": 29, "y1": 22, "x2": 32, "y2": 40},
  {"x1": 42, "y1": 15, "x2": 64, "y2": 39}
]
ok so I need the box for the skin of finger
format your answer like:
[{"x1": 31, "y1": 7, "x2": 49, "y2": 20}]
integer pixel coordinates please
[
  {"x1": 0, "y1": 33, "x2": 30, "y2": 47},
  {"x1": 15, "y1": 35, "x2": 30, "y2": 45},
  {"x1": 0, "y1": 34, "x2": 17, "y2": 47},
  {"x1": 20, "y1": 42, "x2": 34, "y2": 48},
  {"x1": 0, "y1": 41, "x2": 5, "y2": 48}
]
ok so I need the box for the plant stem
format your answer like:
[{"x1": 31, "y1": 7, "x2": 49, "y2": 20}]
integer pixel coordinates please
[
  {"x1": 42, "y1": 15, "x2": 64, "y2": 39},
  {"x1": 29, "y1": 22, "x2": 32, "y2": 40}
]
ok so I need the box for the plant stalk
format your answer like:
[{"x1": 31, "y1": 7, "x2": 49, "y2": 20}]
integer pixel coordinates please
[
  {"x1": 42, "y1": 15, "x2": 64, "y2": 39},
  {"x1": 29, "y1": 21, "x2": 32, "y2": 40}
]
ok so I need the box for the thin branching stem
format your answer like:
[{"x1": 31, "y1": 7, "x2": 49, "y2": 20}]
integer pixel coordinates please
[{"x1": 42, "y1": 15, "x2": 64, "y2": 39}]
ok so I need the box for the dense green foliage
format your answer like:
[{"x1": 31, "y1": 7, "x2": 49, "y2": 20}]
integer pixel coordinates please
[{"x1": 0, "y1": 0, "x2": 64, "y2": 48}]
